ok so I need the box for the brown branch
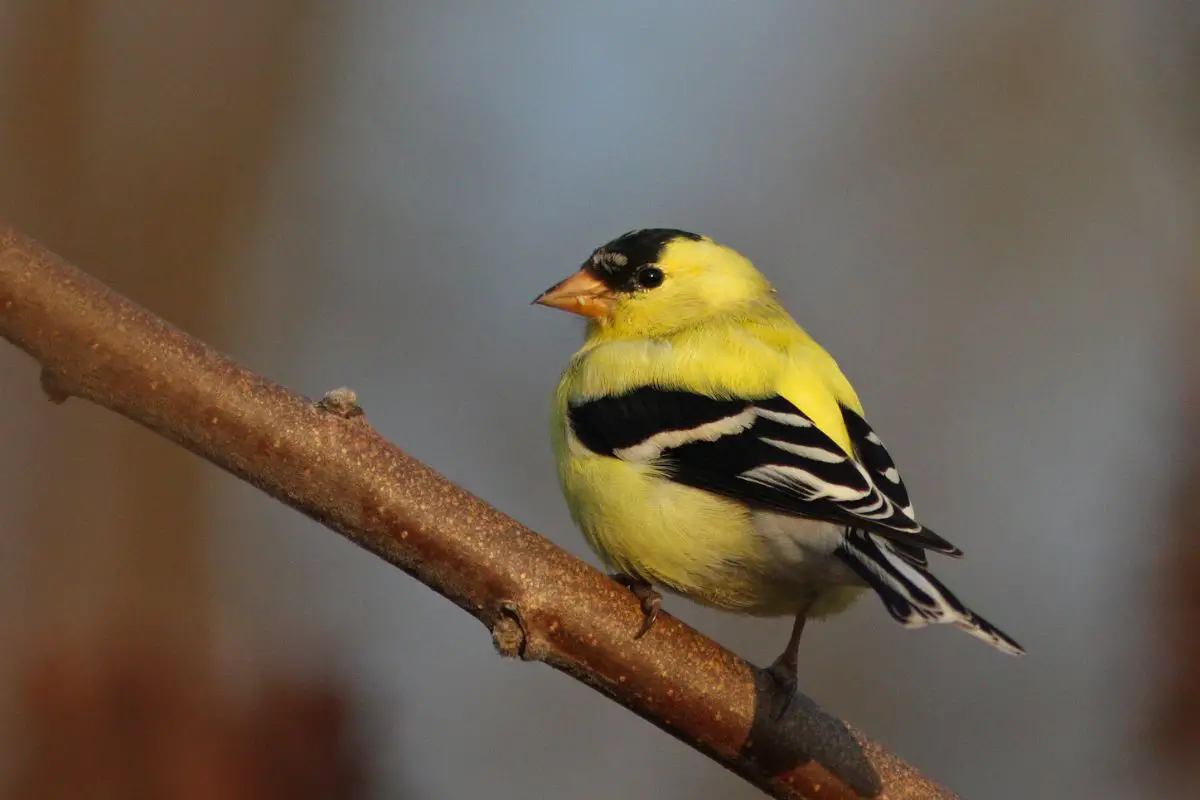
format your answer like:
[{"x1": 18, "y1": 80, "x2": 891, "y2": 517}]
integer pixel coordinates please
[{"x1": 0, "y1": 224, "x2": 957, "y2": 800}]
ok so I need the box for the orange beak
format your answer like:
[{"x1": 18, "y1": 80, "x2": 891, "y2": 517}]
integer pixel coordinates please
[{"x1": 532, "y1": 269, "x2": 615, "y2": 319}]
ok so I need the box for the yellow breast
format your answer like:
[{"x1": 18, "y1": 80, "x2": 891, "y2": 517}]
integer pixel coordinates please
[{"x1": 555, "y1": 436, "x2": 768, "y2": 608}]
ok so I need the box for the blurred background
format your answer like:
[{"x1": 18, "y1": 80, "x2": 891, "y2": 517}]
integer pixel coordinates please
[{"x1": 1, "y1": 1, "x2": 1198, "y2": 798}]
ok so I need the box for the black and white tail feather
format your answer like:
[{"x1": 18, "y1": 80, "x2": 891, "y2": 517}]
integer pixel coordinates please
[
  {"x1": 568, "y1": 387, "x2": 1025, "y2": 656},
  {"x1": 838, "y1": 530, "x2": 1025, "y2": 655},
  {"x1": 838, "y1": 407, "x2": 1025, "y2": 655}
]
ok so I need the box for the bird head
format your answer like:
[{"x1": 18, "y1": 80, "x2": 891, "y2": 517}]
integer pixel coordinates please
[{"x1": 534, "y1": 229, "x2": 774, "y2": 339}]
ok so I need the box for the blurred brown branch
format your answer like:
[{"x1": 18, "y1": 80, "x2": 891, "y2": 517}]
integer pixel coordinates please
[
  {"x1": 11, "y1": 636, "x2": 364, "y2": 800},
  {"x1": 0, "y1": 225, "x2": 956, "y2": 800},
  {"x1": 1157, "y1": 259, "x2": 1200, "y2": 770}
]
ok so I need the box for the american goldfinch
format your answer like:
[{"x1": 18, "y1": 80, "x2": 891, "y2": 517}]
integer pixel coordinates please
[{"x1": 536, "y1": 229, "x2": 1023, "y2": 692}]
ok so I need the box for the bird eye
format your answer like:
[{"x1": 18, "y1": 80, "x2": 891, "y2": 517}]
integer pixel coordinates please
[{"x1": 635, "y1": 265, "x2": 664, "y2": 289}]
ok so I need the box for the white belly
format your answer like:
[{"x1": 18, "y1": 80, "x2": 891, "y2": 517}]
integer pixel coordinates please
[
  {"x1": 735, "y1": 511, "x2": 867, "y2": 616},
  {"x1": 749, "y1": 511, "x2": 862, "y2": 586}
]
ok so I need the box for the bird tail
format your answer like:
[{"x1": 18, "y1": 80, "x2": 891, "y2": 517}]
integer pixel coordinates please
[{"x1": 838, "y1": 531, "x2": 1025, "y2": 656}]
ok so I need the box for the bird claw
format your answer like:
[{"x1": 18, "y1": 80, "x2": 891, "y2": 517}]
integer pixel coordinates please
[
  {"x1": 765, "y1": 658, "x2": 798, "y2": 719},
  {"x1": 634, "y1": 592, "x2": 660, "y2": 639},
  {"x1": 611, "y1": 573, "x2": 662, "y2": 639},
  {"x1": 766, "y1": 660, "x2": 798, "y2": 695}
]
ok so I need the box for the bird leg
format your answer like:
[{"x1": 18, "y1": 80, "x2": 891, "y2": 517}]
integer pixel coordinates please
[
  {"x1": 766, "y1": 595, "x2": 818, "y2": 698},
  {"x1": 611, "y1": 572, "x2": 661, "y2": 639}
]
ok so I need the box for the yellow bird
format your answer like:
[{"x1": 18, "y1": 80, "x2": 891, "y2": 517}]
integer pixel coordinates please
[{"x1": 535, "y1": 229, "x2": 1023, "y2": 692}]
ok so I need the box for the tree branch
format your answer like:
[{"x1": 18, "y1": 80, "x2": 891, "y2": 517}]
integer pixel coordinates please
[{"x1": 0, "y1": 225, "x2": 956, "y2": 800}]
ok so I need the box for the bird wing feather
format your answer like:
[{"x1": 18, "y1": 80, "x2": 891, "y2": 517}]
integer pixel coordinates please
[{"x1": 568, "y1": 387, "x2": 962, "y2": 557}]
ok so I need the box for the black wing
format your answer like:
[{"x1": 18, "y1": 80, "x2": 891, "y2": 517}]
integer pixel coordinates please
[
  {"x1": 568, "y1": 387, "x2": 961, "y2": 556},
  {"x1": 841, "y1": 406, "x2": 938, "y2": 566}
]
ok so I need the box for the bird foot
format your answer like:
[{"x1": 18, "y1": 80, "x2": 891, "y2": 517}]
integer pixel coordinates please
[
  {"x1": 765, "y1": 658, "x2": 798, "y2": 695},
  {"x1": 765, "y1": 658, "x2": 798, "y2": 718},
  {"x1": 611, "y1": 573, "x2": 661, "y2": 639}
]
